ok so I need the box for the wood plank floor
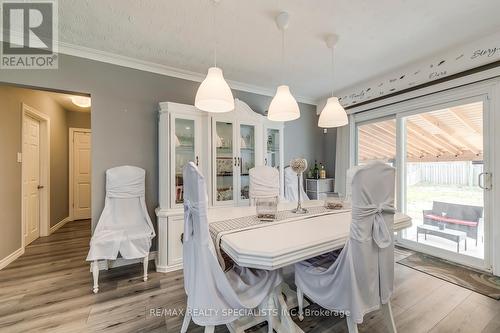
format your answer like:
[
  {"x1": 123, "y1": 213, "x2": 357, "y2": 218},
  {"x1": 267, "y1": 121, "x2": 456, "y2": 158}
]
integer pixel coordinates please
[{"x1": 0, "y1": 220, "x2": 499, "y2": 333}]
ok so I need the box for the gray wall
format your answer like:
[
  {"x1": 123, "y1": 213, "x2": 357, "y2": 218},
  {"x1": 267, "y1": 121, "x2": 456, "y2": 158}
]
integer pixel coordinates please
[
  {"x1": 0, "y1": 85, "x2": 91, "y2": 260},
  {"x1": 0, "y1": 52, "x2": 325, "y2": 257},
  {"x1": 323, "y1": 129, "x2": 337, "y2": 178}
]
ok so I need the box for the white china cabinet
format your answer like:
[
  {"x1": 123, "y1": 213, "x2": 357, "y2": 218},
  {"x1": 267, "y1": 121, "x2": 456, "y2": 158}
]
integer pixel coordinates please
[{"x1": 156, "y1": 99, "x2": 284, "y2": 272}]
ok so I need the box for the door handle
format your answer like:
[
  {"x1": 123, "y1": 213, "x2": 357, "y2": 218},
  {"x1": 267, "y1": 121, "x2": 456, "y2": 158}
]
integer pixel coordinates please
[
  {"x1": 195, "y1": 156, "x2": 199, "y2": 166},
  {"x1": 37, "y1": 185, "x2": 44, "y2": 190},
  {"x1": 478, "y1": 172, "x2": 492, "y2": 190},
  {"x1": 234, "y1": 157, "x2": 237, "y2": 166},
  {"x1": 265, "y1": 158, "x2": 268, "y2": 166},
  {"x1": 238, "y1": 157, "x2": 241, "y2": 167}
]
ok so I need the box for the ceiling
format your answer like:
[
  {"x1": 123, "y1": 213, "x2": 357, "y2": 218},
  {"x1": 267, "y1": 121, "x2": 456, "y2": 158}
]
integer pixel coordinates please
[{"x1": 59, "y1": 0, "x2": 500, "y2": 103}]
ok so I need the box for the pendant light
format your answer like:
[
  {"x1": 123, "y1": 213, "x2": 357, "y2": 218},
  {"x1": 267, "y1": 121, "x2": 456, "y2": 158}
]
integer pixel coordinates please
[
  {"x1": 195, "y1": 0, "x2": 234, "y2": 113},
  {"x1": 267, "y1": 12, "x2": 300, "y2": 122},
  {"x1": 318, "y1": 34, "x2": 348, "y2": 128}
]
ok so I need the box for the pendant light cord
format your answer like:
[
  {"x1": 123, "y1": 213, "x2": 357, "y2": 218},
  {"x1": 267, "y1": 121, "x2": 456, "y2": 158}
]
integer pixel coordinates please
[
  {"x1": 281, "y1": 29, "x2": 285, "y2": 84},
  {"x1": 212, "y1": 1, "x2": 217, "y2": 67},
  {"x1": 330, "y1": 45, "x2": 335, "y2": 97}
]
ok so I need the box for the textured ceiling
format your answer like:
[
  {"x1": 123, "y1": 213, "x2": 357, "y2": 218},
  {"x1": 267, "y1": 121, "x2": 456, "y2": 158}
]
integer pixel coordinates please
[{"x1": 59, "y1": 0, "x2": 500, "y2": 103}]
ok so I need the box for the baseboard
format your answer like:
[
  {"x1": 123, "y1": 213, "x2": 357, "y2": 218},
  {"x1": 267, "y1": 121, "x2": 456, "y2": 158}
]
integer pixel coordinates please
[
  {"x1": 0, "y1": 247, "x2": 25, "y2": 270},
  {"x1": 50, "y1": 216, "x2": 71, "y2": 234},
  {"x1": 155, "y1": 260, "x2": 183, "y2": 273},
  {"x1": 90, "y1": 251, "x2": 158, "y2": 271}
]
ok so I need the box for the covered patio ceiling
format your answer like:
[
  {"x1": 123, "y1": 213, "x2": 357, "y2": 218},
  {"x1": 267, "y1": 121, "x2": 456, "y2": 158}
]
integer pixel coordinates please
[{"x1": 358, "y1": 101, "x2": 483, "y2": 163}]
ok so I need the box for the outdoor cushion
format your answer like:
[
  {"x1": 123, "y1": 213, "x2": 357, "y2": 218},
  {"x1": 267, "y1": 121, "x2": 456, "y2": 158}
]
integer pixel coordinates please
[{"x1": 423, "y1": 213, "x2": 478, "y2": 227}]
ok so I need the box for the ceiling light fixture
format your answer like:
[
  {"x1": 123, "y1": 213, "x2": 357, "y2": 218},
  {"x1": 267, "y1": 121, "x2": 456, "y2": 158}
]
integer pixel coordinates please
[
  {"x1": 195, "y1": 0, "x2": 234, "y2": 113},
  {"x1": 267, "y1": 11, "x2": 300, "y2": 122},
  {"x1": 318, "y1": 34, "x2": 348, "y2": 128},
  {"x1": 71, "y1": 96, "x2": 91, "y2": 108}
]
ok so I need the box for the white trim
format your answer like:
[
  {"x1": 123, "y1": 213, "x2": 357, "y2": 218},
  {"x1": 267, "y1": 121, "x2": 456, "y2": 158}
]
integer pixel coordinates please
[
  {"x1": 50, "y1": 216, "x2": 71, "y2": 234},
  {"x1": 0, "y1": 247, "x2": 24, "y2": 271},
  {"x1": 55, "y1": 41, "x2": 317, "y2": 105},
  {"x1": 92, "y1": 251, "x2": 158, "y2": 271},
  {"x1": 69, "y1": 128, "x2": 92, "y2": 221},
  {"x1": 155, "y1": 261, "x2": 183, "y2": 273},
  {"x1": 22, "y1": 104, "x2": 51, "y2": 246}
]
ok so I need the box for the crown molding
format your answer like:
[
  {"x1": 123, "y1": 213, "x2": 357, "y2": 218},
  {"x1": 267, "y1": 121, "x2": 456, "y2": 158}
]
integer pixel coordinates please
[{"x1": 55, "y1": 41, "x2": 318, "y2": 105}]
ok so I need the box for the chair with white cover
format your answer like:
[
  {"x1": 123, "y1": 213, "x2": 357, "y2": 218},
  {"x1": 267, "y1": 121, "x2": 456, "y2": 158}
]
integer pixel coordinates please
[
  {"x1": 284, "y1": 166, "x2": 309, "y2": 203},
  {"x1": 249, "y1": 166, "x2": 280, "y2": 205},
  {"x1": 86, "y1": 166, "x2": 155, "y2": 293},
  {"x1": 181, "y1": 162, "x2": 282, "y2": 333},
  {"x1": 294, "y1": 161, "x2": 398, "y2": 333}
]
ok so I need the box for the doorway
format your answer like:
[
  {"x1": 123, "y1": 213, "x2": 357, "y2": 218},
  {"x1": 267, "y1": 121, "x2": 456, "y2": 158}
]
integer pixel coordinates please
[
  {"x1": 22, "y1": 104, "x2": 51, "y2": 246},
  {"x1": 352, "y1": 83, "x2": 496, "y2": 273},
  {"x1": 69, "y1": 128, "x2": 92, "y2": 221},
  {"x1": 397, "y1": 98, "x2": 489, "y2": 269}
]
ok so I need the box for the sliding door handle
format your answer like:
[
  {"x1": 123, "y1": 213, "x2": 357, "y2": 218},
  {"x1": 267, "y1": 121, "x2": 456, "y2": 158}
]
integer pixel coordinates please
[{"x1": 478, "y1": 172, "x2": 492, "y2": 190}]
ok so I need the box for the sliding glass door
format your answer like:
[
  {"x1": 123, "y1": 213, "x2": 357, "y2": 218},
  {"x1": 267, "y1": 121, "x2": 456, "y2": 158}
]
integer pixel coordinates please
[{"x1": 354, "y1": 95, "x2": 492, "y2": 270}]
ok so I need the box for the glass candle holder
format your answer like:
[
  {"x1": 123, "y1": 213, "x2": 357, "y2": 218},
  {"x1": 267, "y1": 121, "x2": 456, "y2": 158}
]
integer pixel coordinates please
[
  {"x1": 256, "y1": 196, "x2": 278, "y2": 221},
  {"x1": 324, "y1": 197, "x2": 344, "y2": 210}
]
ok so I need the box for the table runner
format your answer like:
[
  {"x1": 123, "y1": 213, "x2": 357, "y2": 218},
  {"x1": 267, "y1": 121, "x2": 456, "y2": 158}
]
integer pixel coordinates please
[{"x1": 209, "y1": 206, "x2": 351, "y2": 270}]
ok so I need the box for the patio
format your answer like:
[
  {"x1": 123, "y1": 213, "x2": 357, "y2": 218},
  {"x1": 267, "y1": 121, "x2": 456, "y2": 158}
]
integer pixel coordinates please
[{"x1": 403, "y1": 183, "x2": 484, "y2": 259}]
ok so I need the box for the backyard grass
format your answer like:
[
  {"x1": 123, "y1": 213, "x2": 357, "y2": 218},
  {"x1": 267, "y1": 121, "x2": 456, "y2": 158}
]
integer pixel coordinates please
[{"x1": 406, "y1": 183, "x2": 483, "y2": 224}]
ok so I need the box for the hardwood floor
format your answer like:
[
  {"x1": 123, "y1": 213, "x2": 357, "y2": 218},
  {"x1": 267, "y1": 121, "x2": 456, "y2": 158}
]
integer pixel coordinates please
[{"x1": 0, "y1": 220, "x2": 499, "y2": 333}]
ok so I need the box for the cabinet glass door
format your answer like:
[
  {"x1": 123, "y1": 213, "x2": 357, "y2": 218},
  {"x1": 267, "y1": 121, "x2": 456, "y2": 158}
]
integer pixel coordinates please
[
  {"x1": 239, "y1": 124, "x2": 255, "y2": 201},
  {"x1": 266, "y1": 128, "x2": 280, "y2": 168},
  {"x1": 174, "y1": 118, "x2": 195, "y2": 204},
  {"x1": 215, "y1": 121, "x2": 234, "y2": 203}
]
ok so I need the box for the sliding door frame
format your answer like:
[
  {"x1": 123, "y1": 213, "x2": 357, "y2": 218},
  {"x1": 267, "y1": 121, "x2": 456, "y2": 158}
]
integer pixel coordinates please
[{"x1": 350, "y1": 78, "x2": 500, "y2": 274}]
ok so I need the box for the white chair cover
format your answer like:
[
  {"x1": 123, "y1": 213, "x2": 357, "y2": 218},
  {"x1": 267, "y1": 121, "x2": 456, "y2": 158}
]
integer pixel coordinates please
[
  {"x1": 182, "y1": 162, "x2": 282, "y2": 326},
  {"x1": 284, "y1": 166, "x2": 309, "y2": 202},
  {"x1": 249, "y1": 166, "x2": 279, "y2": 200},
  {"x1": 295, "y1": 161, "x2": 396, "y2": 324},
  {"x1": 87, "y1": 166, "x2": 155, "y2": 261}
]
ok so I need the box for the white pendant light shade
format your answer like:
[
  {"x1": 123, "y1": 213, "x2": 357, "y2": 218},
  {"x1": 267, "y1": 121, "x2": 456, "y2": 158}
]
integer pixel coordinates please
[
  {"x1": 318, "y1": 97, "x2": 348, "y2": 128},
  {"x1": 195, "y1": 67, "x2": 234, "y2": 113},
  {"x1": 268, "y1": 85, "x2": 300, "y2": 122}
]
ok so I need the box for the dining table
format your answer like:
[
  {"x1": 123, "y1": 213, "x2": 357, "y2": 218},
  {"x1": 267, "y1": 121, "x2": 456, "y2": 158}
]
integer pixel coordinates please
[{"x1": 208, "y1": 200, "x2": 412, "y2": 333}]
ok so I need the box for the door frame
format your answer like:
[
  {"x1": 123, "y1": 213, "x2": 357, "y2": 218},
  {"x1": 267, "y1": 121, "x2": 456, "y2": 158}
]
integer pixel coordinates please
[
  {"x1": 394, "y1": 94, "x2": 491, "y2": 271},
  {"x1": 69, "y1": 127, "x2": 91, "y2": 221},
  {"x1": 350, "y1": 79, "x2": 500, "y2": 274},
  {"x1": 21, "y1": 103, "x2": 51, "y2": 247}
]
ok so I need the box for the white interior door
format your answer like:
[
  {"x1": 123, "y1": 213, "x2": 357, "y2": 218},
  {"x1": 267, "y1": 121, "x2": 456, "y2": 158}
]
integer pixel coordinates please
[
  {"x1": 72, "y1": 130, "x2": 91, "y2": 220},
  {"x1": 23, "y1": 116, "x2": 41, "y2": 245}
]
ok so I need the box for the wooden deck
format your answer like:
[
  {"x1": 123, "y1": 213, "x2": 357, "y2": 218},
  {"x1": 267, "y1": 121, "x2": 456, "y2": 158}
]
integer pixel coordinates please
[{"x1": 0, "y1": 220, "x2": 499, "y2": 332}]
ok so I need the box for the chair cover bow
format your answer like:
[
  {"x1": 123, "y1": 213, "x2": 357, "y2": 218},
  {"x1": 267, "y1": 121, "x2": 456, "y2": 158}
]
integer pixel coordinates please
[
  {"x1": 351, "y1": 202, "x2": 396, "y2": 248},
  {"x1": 183, "y1": 200, "x2": 197, "y2": 243}
]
